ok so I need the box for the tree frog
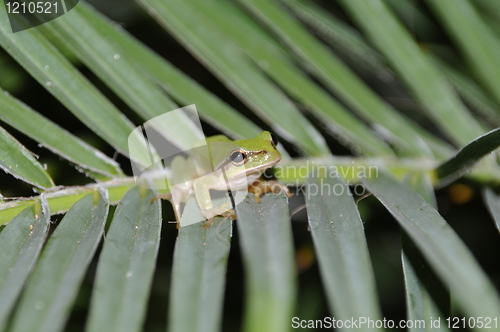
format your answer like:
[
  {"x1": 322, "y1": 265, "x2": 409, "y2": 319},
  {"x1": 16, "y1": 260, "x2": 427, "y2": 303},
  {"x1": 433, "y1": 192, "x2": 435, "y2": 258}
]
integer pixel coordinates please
[{"x1": 155, "y1": 131, "x2": 291, "y2": 228}]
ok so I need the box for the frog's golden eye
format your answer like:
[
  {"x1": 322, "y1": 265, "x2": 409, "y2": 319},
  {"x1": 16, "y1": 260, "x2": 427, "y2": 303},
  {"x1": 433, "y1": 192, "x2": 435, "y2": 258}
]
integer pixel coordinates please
[
  {"x1": 230, "y1": 149, "x2": 247, "y2": 166},
  {"x1": 270, "y1": 133, "x2": 279, "y2": 148}
]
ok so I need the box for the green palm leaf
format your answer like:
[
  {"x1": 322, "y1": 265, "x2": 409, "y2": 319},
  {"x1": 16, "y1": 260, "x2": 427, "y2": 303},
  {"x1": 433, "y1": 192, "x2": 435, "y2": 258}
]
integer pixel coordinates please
[
  {"x1": 0, "y1": 9, "x2": 137, "y2": 159},
  {"x1": 0, "y1": 125, "x2": 54, "y2": 189},
  {"x1": 0, "y1": 201, "x2": 50, "y2": 330},
  {"x1": 306, "y1": 174, "x2": 382, "y2": 325},
  {"x1": 137, "y1": 0, "x2": 330, "y2": 157},
  {"x1": 10, "y1": 191, "x2": 108, "y2": 332},
  {"x1": 86, "y1": 187, "x2": 161, "y2": 332},
  {"x1": 235, "y1": 194, "x2": 296, "y2": 332},
  {"x1": 363, "y1": 171, "x2": 500, "y2": 320},
  {"x1": 168, "y1": 217, "x2": 231, "y2": 332},
  {"x1": 0, "y1": 88, "x2": 122, "y2": 177}
]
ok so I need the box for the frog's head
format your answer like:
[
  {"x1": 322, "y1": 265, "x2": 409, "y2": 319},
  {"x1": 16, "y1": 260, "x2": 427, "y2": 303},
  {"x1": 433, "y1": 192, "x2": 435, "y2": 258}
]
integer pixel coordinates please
[{"x1": 227, "y1": 131, "x2": 281, "y2": 176}]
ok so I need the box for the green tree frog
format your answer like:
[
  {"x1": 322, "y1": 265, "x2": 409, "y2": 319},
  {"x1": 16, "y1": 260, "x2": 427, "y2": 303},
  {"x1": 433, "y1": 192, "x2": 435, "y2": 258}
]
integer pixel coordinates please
[{"x1": 155, "y1": 131, "x2": 291, "y2": 227}]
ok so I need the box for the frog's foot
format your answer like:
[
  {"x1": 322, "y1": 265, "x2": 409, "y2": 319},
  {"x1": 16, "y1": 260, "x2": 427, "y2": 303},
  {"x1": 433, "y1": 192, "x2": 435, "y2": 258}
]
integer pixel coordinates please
[
  {"x1": 248, "y1": 180, "x2": 293, "y2": 203},
  {"x1": 201, "y1": 208, "x2": 236, "y2": 229},
  {"x1": 220, "y1": 209, "x2": 237, "y2": 220},
  {"x1": 202, "y1": 218, "x2": 214, "y2": 229},
  {"x1": 151, "y1": 192, "x2": 172, "y2": 203},
  {"x1": 201, "y1": 205, "x2": 234, "y2": 222}
]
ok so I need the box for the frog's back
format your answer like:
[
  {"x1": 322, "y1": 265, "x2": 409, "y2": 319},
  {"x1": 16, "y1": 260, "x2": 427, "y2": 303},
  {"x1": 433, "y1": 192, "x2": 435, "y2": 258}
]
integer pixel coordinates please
[
  {"x1": 206, "y1": 135, "x2": 233, "y2": 144},
  {"x1": 171, "y1": 135, "x2": 238, "y2": 182},
  {"x1": 170, "y1": 154, "x2": 197, "y2": 184}
]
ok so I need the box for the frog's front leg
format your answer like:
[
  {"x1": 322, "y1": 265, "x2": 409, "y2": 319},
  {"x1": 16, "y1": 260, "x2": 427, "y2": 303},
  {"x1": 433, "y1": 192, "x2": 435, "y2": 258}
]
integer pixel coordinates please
[
  {"x1": 193, "y1": 176, "x2": 235, "y2": 226},
  {"x1": 248, "y1": 179, "x2": 292, "y2": 203}
]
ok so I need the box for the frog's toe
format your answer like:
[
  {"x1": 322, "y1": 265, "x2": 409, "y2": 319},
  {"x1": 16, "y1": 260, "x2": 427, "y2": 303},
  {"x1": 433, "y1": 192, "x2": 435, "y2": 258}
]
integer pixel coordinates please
[
  {"x1": 279, "y1": 184, "x2": 293, "y2": 198},
  {"x1": 221, "y1": 209, "x2": 237, "y2": 220},
  {"x1": 202, "y1": 218, "x2": 214, "y2": 229},
  {"x1": 253, "y1": 194, "x2": 262, "y2": 203},
  {"x1": 248, "y1": 180, "x2": 291, "y2": 200}
]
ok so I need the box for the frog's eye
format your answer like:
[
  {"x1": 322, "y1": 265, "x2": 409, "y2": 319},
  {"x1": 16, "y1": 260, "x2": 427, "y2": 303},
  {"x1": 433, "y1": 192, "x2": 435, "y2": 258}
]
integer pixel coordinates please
[
  {"x1": 230, "y1": 149, "x2": 247, "y2": 166},
  {"x1": 270, "y1": 133, "x2": 279, "y2": 148}
]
